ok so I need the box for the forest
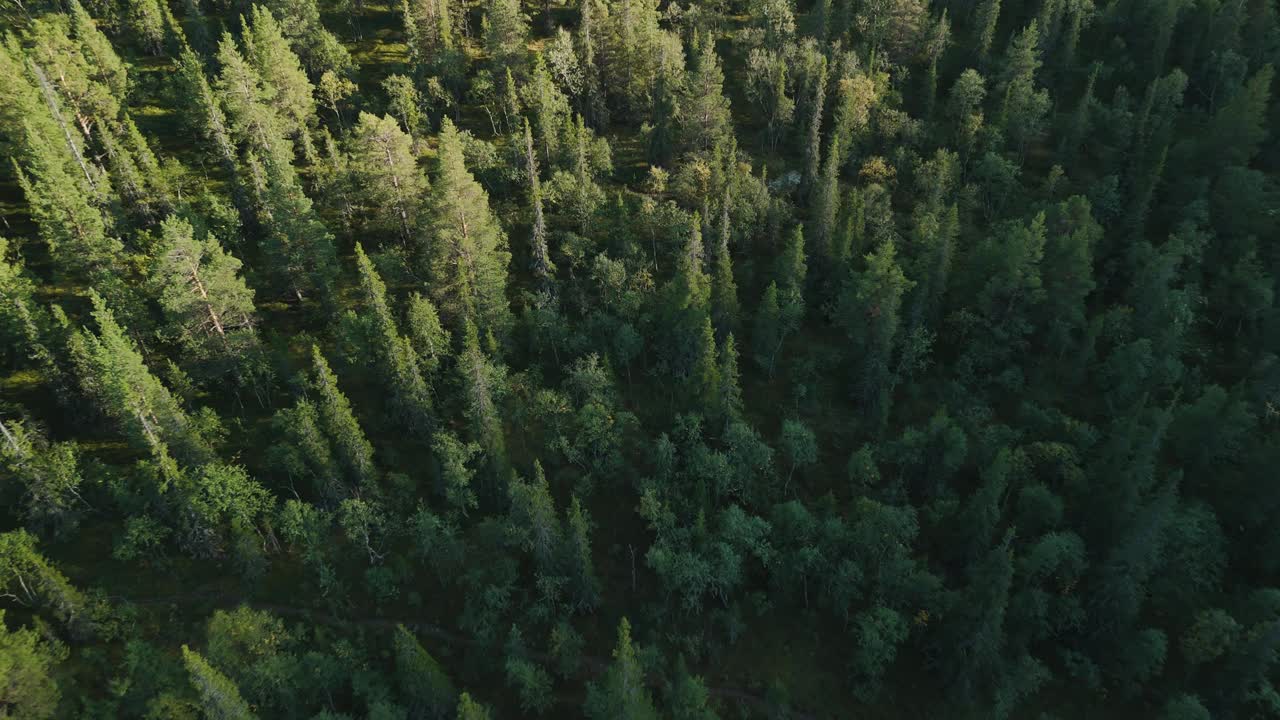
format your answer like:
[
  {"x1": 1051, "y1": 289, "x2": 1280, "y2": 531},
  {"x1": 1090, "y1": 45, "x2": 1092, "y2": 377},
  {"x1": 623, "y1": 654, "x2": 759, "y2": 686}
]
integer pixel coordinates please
[{"x1": 0, "y1": 0, "x2": 1278, "y2": 716}]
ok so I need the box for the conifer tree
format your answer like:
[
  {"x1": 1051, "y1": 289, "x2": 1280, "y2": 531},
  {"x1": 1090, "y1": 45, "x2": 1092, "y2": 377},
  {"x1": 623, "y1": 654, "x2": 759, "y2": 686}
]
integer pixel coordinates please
[
  {"x1": 354, "y1": 244, "x2": 434, "y2": 429},
  {"x1": 12, "y1": 128, "x2": 117, "y2": 282},
  {"x1": 182, "y1": 646, "x2": 256, "y2": 720},
  {"x1": 423, "y1": 119, "x2": 514, "y2": 339},
  {"x1": 73, "y1": 293, "x2": 216, "y2": 466},
  {"x1": 176, "y1": 49, "x2": 237, "y2": 170},
  {"x1": 457, "y1": 693, "x2": 492, "y2": 720},
  {"x1": 457, "y1": 319, "x2": 509, "y2": 482},
  {"x1": 840, "y1": 240, "x2": 913, "y2": 427},
  {"x1": 584, "y1": 618, "x2": 658, "y2": 719},
  {"x1": 710, "y1": 201, "x2": 739, "y2": 335},
  {"x1": 406, "y1": 292, "x2": 451, "y2": 379},
  {"x1": 974, "y1": 0, "x2": 1001, "y2": 62},
  {"x1": 564, "y1": 496, "x2": 601, "y2": 611},
  {"x1": 151, "y1": 217, "x2": 258, "y2": 382},
  {"x1": 216, "y1": 32, "x2": 286, "y2": 157},
  {"x1": 0, "y1": 414, "x2": 84, "y2": 534},
  {"x1": 484, "y1": 0, "x2": 529, "y2": 77},
  {"x1": 309, "y1": 346, "x2": 378, "y2": 491},
  {"x1": 243, "y1": 6, "x2": 317, "y2": 158},
  {"x1": 394, "y1": 624, "x2": 457, "y2": 717},
  {"x1": 508, "y1": 460, "x2": 560, "y2": 571},
  {"x1": 256, "y1": 145, "x2": 339, "y2": 303},
  {"x1": 680, "y1": 37, "x2": 733, "y2": 153},
  {"x1": 692, "y1": 315, "x2": 720, "y2": 411},
  {"x1": 524, "y1": 117, "x2": 554, "y2": 284},
  {"x1": 998, "y1": 23, "x2": 1050, "y2": 155},
  {"x1": 717, "y1": 333, "x2": 744, "y2": 423},
  {"x1": 346, "y1": 112, "x2": 426, "y2": 246}
]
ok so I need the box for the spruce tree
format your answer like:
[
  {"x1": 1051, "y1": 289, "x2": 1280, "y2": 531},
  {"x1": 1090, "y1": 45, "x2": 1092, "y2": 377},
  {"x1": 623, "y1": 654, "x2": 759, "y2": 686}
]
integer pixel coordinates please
[
  {"x1": 584, "y1": 618, "x2": 658, "y2": 719},
  {"x1": 72, "y1": 293, "x2": 216, "y2": 466},
  {"x1": 309, "y1": 346, "x2": 378, "y2": 492},
  {"x1": 524, "y1": 117, "x2": 555, "y2": 284},
  {"x1": 354, "y1": 244, "x2": 434, "y2": 429},
  {"x1": 182, "y1": 646, "x2": 256, "y2": 720},
  {"x1": 710, "y1": 200, "x2": 740, "y2": 336}
]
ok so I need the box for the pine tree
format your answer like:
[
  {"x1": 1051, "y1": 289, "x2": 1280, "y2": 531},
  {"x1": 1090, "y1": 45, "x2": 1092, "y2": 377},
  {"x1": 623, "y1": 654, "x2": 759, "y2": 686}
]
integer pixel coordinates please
[
  {"x1": 584, "y1": 618, "x2": 658, "y2": 719},
  {"x1": 0, "y1": 413, "x2": 84, "y2": 534},
  {"x1": 423, "y1": 118, "x2": 514, "y2": 339},
  {"x1": 151, "y1": 217, "x2": 258, "y2": 382},
  {"x1": 803, "y1": 58, "x2": 827, "y2": 191},
  {"x1": 181, "y1": 646, "x2": 256, "y2": 720},
  {"x1": 433, "y1": 430, "x2": 481, "y2": 515},
  {"x1": 998, "y1": 23, "x2": 1051, "y2": 155},
  {"x1": 0, "y1": 608, "x2": 63, "y2": 720},
  {"x1": 524, "y1": 55, "x2": 571, "y2": 162},
  {"x1": 243, "y1": 6, "x2": 317, "y2": 158},
  {"x1": 346, "y1": 112, "x2": 426, "y2": 246},
  {"x1": 484, "y1": 0, "x2": 529, "y2": 76},
  {"x1": 176, "y1": 49, "x2": 237, "y2": 169},
  {"x1": 308, "y1": 346, "x2": 378, "y2": 491},
  {"x1": 216, "y1": 32, "x2": 287, "y2": 157},
  {"x1": 12, "y1": 118, "x2": 118, "y2": 282},
  {"x1": 908, "y1": 203, "x2": 958, "y2": 327},
  {"x1": 354, "y1": 244, "x2": 434, "y2": 429},
  {"x1": 457, "y1": 693, "x2": 492, "y2": 720}
]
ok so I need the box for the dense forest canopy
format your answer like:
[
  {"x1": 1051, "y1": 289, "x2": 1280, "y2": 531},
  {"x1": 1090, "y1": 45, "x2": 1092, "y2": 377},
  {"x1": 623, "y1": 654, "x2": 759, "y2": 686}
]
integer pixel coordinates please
[{"x1": 0, "y1": 0, "x2": 1278, "y2": 716}]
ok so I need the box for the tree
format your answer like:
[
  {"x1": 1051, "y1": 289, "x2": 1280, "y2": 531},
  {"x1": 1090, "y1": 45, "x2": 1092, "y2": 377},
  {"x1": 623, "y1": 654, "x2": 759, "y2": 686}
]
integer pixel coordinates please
[
  {"x1": 974, "y1": 0, "x2": 1001, "y2": 61},
  {"x1": 308, "y1": 346, "x2": 378, "y2": 491},
  {"x1": 484, "y1": 0, "x2": 528, "y2": 77},
  {"x1": 72, "y1": 293, "x2": 216, "y2": 466},
  {"x1": 839, "y1": 241, "x2": 913, "y2": 427},
  {"x1": 0, "y1": 609, "x2": 64, "y2": 719},
  {"x1": 406, "y1": 292, "x2": 451, "y2": 379},
  {"x1": 584, "y1": 618, "x2": 659, "y2": 720},
  {"x1": 255, "y1": 143, "x2": 339, "y2": 303},
  {"x1": 710, "y1": 202, "x2": 739, "y2": 335},
  {"x1": 1, "y1": 413, "x2": 85, "y2": 535},
  {"x1": 564, "y1": 496, "x2": 601, "y2": 611},
  {"x1": 456, "y1": 319, "x2": 509, "y2": 482},
  {"x1": 433, "y1": 431, "x2": 481, "y2": 515},
  {"x1": 456, "y1": 693, "x2": 492, "y2": 720},
  {"x1": 346, "y1": 112, "x2": 426, "y2": 245},
  {"x1": 354, "y1": 244, "x2": 434, "y2": 428},
  {"x1": 181, "y1": 645, "x2": 256, "y2": 720},
  {"x1": 394, "y1": 624, "x2": 457, "y2": 718},
  {"x1": 524, "y1": 117, "x2": 554, "y2": 284},
  {"x1": 691, "y1": 315, "x2": 720, "y2": 412},
  {"x1": 243, "y1": 6, "x2": 317, "y2": 158},
  {"x1": 780, "y1": 419, "x2": 817, "y2": 492},
  {"x1": 997, "y1": 23, "x2": 1051, "y2": 155},
  {"x1": 151, "y1": 217, "x2": 258, "y2": 383},
  {"x1": 508, "y1": 460, "x2": 560, "y2": 570},
  {"x1": 680, "y1": 37, "x2": 733, "y2": 152},
  {"x1": 423, "y1": 119, "x2": 513, "y2": 338},
  {"x1": 717, "y1": 333, "x2": 744, "y2": 423}
]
